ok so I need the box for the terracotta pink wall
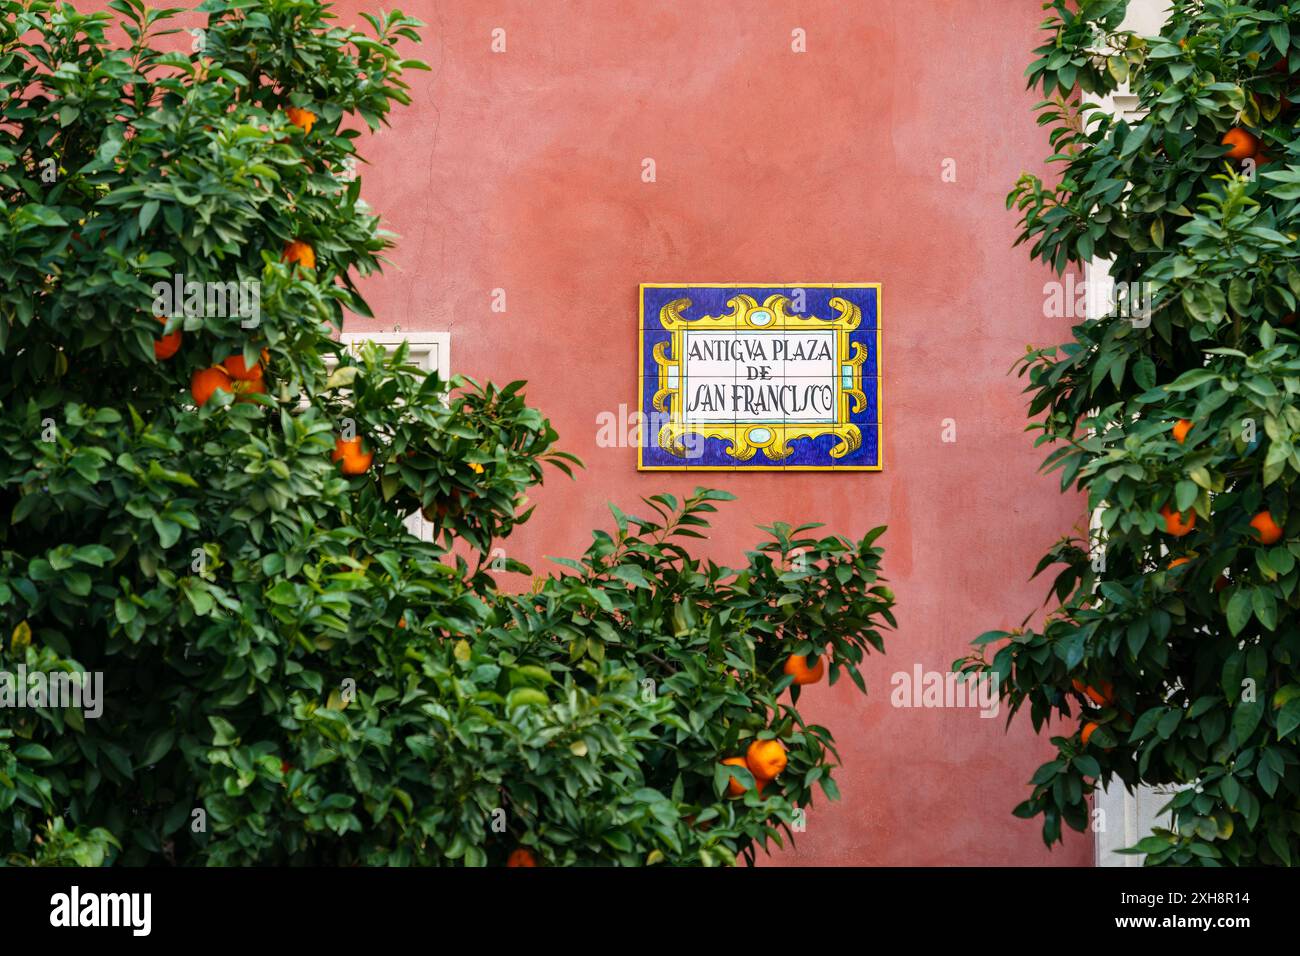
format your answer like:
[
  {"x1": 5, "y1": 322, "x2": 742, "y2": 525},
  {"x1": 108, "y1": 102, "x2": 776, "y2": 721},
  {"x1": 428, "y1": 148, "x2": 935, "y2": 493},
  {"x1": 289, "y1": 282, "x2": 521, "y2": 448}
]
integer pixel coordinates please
[{"x1": 334, "y1": 0, "x2": 1091, "y2": 866}]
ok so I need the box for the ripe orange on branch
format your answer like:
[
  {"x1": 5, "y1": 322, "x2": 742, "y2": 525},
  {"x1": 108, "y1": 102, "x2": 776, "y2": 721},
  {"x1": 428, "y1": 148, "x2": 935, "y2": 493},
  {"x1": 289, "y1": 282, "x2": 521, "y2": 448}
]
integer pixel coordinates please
[
  {"x1": 1081, "y1": 722, "x2": 1099, "y2": 747},
  {"x1": 221, "y1": 348, "x2": 268, "y2": 381},
  {"x1": 332, "y1": 436, "x2": 373, "y2": 475},
  {"x1": 1072, "y1": 678, "x2": 1114, "y2": 707},
  {"x1": 1221, "y1": 127, "x2": 1259, "y2": 160},
  {"x1": 1172, "y1": 419, "x2": 1193, "y2": 444},
  {"x1": 154, "y1": 316, "x2": 182, "y2": 361},
  {"x1": 722, "y1": 756, "x2": 763, "y2": 797},
  {"x1": 191, "y1": 366, "x2": 232, "y2": 406},
  {"x1": 784, "y1": 653, "x2": 825, "y2": 685},
  {"x1": 505, "y1": 848, "x2": 537, "y2": 867},
  {"x1": 745, "y1": 739, "x2": 788, "y2": 781},
  {"x1": 233, "y1": 376, "x2": 266, "y2": 403},
  {"x1": 285, "y1": 105, "x2": 316, "y2": 133},
  {"x1": 282, "y1": 240, "x2": 316, "y2": 270},
  {"x1": 1249, "y1": 511, "x2": 1283, "y2": 545},
  {"x1": 1160, "y1": 504, "x2": 1196, "y2": 537}
]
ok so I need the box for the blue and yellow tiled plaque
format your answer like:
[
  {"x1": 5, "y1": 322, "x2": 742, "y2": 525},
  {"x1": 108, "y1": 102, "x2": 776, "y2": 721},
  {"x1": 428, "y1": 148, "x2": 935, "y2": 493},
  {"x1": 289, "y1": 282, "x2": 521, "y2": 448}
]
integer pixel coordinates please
[{"x1": 638, "y1": 284, "x2": 881, "y2": 470}]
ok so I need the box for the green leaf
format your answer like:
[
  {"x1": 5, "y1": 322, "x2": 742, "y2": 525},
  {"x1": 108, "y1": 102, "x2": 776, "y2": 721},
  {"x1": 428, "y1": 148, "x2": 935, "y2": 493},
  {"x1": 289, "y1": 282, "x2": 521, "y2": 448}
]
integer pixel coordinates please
[
  {"x1": 72, "y1": 544, "x2": 115, "y2": 567},
  {"x1": 1167, "y1": 368, "x2": 1219, "y2": 391},
  {"x1": 1277, "y1": 698, "x2": 1300, "y2": 740},
  {"x1": 1119, "y1": 123, "x2": 1150, "y2": 159},
  {"x1": 208, "y1": 717, "x2": 238, "y2": 747},
  {"x1": 139, "y1": 200, "x2": 160, "y2": 231},
  {"x1": 183, "y1": 583, "x2": 214, "y2": 616},
  {"x1": 324, "y1": 366, "x2": 359, "y2": 390},
  {"x1": 1251, "y1": 587, "x2": 1278, "y2": 631},
  {"x1": 1233, "y1": 701, "x2": 1264, "y2": 745},
  {"x1": 1270, "y1": 23, "x2": 1290, "y2": 55},
  {"x1": 10, "y1": 621, "x2": 32, "y2": 650},
  {"x1": 611, "y1": 565, "x2": 651, "y2": 589},
  {"x1": 819, "y1": 774, "x2": 841, "y2": 801},
  {"x1": 1220, "y1": 775, "x2": 1240, "y2": 809},
  {"x1": 1227, "y1": 590, "x2": 1253, "y2": 636},
  {"x1": 506, "y1": 688, "x2": 548, "y2": 709},
  {"x1": 140, "y1": 729, "x2": 175, "y2": 766},
  {"x1": 1228, "y1": 276, "x2": 1252, "y2": 315},
  {"x1": 15, "y1": 743, "x2": 54, "y2": 762}
]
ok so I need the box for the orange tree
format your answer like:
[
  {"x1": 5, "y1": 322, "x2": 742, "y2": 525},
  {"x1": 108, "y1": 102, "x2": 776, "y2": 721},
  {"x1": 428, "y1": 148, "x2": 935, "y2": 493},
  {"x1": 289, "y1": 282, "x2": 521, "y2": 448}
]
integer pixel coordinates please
[
  {"x1": 957, "y1": 0, "x2": 1300, "y2": 865},
  {"x1": 0, "y1": 0, "x2": 894, "y2": 865}
]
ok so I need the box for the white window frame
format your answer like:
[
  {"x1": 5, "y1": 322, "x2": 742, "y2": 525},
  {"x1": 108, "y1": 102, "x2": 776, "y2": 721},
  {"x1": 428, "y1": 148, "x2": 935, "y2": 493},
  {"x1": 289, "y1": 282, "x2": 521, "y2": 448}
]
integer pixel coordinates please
[
  {"x1": 337, "y1": 331, "x2": 450, "y2": 380},
  {"x1": 337, "y1": 331, "x2": 451, "y2": 541}
]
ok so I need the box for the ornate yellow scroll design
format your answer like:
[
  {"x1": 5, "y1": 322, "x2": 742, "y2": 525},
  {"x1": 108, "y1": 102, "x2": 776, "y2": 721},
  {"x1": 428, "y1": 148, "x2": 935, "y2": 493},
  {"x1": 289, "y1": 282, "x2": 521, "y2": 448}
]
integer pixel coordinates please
[{"x1": 652, "y1": 294, "x2": 867, "y2": 462}]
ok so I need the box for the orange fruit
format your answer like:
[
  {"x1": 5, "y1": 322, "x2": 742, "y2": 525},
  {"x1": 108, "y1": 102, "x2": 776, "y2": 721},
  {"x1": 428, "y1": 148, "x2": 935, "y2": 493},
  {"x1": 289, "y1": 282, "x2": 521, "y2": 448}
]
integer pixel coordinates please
[
  {"x1": 745, "y1": 739, "x2": 788, "y2": 782},
  {"x1": 1072, "y1": 678, "x2": 1114, "y2": 707},
  {"x1": 285, "y1": 105, "x2": 316, "y2": 134},
  {"x1": 722, "y1": 756, "x2": 764, "y2": 797},
  {"x1": 1221, "y1": 127, "x2": 1259, "y2": 160},
  {"x1": 233, "y1": 376, "x2": 266, "y2": 403},
  {"x1": 191, "y1": 366, "x2": 232, "y2": 407},
  {"x1": 505, "y1": 848, "x2": 537, "y2": 867},
  {"x1": 783, "y1": 654, "x2": 825, "y2": 685},
  {"x1": 283, "y1": 240, "x2": 316, "y2": 270},
  {"x1": 221, "y1": 350, "x2": 264, "y2": 381},
  {"x1": 1081, "y1": 722, "x2": 1099, "y2": 747},
  {"x1": 332, "y1": 436, "x2": 373, "y2": 475},
  {"x1": 1160, "y1": 504, "x2": 1196, "y2": 537},
  {"x1": 154, "y1": 317, "x2": 182, "y2": 361},
  {"x1": 1172, "y1": 419, "x2": 1193, "y2": 444},
  {"x1": 1249, "y1": 510, "x2": 1283, "y2": 545}
]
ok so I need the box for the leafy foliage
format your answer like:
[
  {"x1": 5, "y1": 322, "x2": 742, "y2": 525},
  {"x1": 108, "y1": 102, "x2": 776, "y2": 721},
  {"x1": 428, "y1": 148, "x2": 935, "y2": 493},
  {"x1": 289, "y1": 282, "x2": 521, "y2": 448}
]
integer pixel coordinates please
[
  {"x1": 0, "y1": 0, "x2": 894, "y2": 865},
  {"x1": 959, "y1": 0, "x2": 1300, "y2": 865}
]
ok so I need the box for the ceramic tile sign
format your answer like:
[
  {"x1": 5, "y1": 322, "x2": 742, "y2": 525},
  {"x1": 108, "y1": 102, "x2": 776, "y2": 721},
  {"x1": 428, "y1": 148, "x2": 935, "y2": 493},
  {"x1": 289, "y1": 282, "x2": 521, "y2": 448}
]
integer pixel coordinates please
[{"x1": 638, "y1": 284, "x2": 881, "y2": 471}]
